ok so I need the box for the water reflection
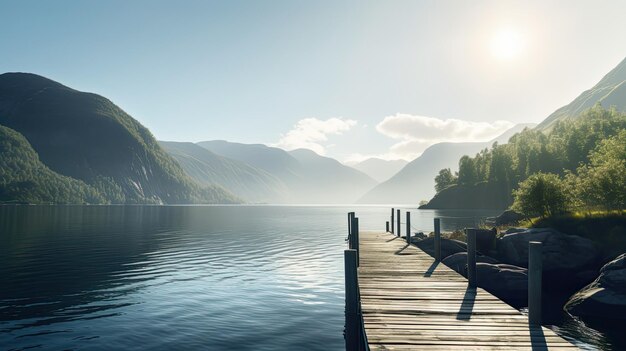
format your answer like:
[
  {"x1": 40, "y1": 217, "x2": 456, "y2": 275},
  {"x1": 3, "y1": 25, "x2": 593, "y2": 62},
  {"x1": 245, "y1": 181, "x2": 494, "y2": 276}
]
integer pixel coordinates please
[{"x1": 1, "y1": 205, "x2": 612, "y2": 350}]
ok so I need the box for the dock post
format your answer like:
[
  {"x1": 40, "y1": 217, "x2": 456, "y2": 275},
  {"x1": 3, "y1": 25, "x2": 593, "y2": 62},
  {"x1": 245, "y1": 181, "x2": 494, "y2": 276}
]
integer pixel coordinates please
[
  {"x1": 344, "y1": 249, "x2": 360, "y2": 351},
  {"x1": 391, "y1": 208, "x2": 394, "y2": 234},
  {"x1": 466, "y1": 229, "x2": 477, "y2": 287},
  {"x1": 528, "y1": 241, "x2": 543, "y2": 325},
  {"x1": 396, "y1": 209, "x2": 401, "y2": 238},
  {"x1": 386, "y1": 221, "x2": 389, "y2": 233},
  {"x1": 434, "y1": 218, "x2": 441, "y2": 261},
  {"x1": 352, "y1": 217, "x2": 360, "y2": 266},
  {"x1": 406, "y1": 212, "x2": 411, "y2": 243},
  {"x1": 348, "y1": 212, "x2": 355, "y2": 249}
]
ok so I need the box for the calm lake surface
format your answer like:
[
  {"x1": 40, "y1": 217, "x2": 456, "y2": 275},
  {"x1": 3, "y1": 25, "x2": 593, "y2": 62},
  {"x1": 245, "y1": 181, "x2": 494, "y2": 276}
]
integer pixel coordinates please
[{"x1": 0, "y1": 205, "x2": 619, "y2": 350}]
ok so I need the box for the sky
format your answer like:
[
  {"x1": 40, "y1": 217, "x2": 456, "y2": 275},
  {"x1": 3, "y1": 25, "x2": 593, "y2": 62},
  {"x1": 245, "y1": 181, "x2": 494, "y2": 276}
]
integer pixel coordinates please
[{"x1": 2, "y1": 0, "x2": 626, "y2": 163}]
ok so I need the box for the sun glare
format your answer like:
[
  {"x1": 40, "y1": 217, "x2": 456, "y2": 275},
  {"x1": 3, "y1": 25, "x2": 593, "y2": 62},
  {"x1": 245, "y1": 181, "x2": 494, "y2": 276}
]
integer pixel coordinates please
[{"x1": 490, "y1": 28, "x2": 525, "y2": 61}]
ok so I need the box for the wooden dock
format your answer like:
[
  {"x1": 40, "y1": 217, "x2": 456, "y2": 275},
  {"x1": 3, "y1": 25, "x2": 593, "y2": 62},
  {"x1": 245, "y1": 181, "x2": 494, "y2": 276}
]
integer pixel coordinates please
[{"x1": 348, "y1": 230, "x2": 579, "y2": 350}]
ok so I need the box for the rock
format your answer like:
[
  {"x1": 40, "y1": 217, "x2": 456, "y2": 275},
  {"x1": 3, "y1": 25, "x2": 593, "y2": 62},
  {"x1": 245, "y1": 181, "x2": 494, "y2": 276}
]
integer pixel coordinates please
[
  {"x1": 474, "y1": 228, "x2": 497, "y2": 253},
  {"x1": 495, "y1": 210, "x2": 524, "y2": 226},
  {"x1": 476, "y1": 263, "x2": 528, "y2": 308},
  {"x1": 497, "y1": 228, "x2": 600, "y2": 291},
  {"x1": 442, "y1": 252, "x2": 499, "y2": 276},
  {"x1": 412, "y1": 232, "x2": 427, "y2": 240},
  {"x1": 413, "y1": 237, "x2": 466, "y2": 259},
  {"x1": 505, "y1": 227, "x2": 526, "y2": 234},
  {"x1": 565, "y1": 253, "x2": 626, "y2": 320}
]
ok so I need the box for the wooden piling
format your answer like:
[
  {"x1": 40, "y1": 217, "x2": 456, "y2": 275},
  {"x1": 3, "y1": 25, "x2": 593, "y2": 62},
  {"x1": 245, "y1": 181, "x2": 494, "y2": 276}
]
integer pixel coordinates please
[
  {"x1": 406, "y1": 211, "x2": 411, "y2": 243},
  {"x1": 385, "y1": 221, "x2": 389, "y2": 233},
  {"x1": 466, "y1": 228, "x2": 477, "y2": 287},
  {"x1": 344, "y1": 249, "x2": 359, "y2": 351},
  {"x1": 348, "y1": 212, "x2": 355, "y2": 249},
  {"x1": 434, "y1": 218, "x2": 441, "y2": 261},
  {"x1": 528, "y1": 241, "x2": 543, "y2": 325},
  {"x1": 396, "y1": 209, "x2": 401, "y2": 238},
  {"x1": 352, "y1": 217, "x2": 360, "y2": 266},
  {"x1": 391, "y1": 208, "x2": 394, "y2": 234}
]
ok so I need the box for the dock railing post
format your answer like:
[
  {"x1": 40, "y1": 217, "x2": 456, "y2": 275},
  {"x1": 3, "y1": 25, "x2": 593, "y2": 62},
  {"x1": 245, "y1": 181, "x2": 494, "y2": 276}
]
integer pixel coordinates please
[
  {"x1": 396, "y1": 209, "x2": 401, "y2": 238},
  {"x1": 528, "y1": 241, "x2": 543, "y2": 325},
  {"x1": 344, "y1": 249, "x2": 360, "y2": 351},
  {"x1": 434, "y1": 218, "x2": 441, "y2": 261},
  {"x1": 391, "y1": 208, "x2": 394, "y2": 234},
  {"x1": 348, "y1": 212, "x2": 355, "y2": 249},
  {"x1": 466, "y1": 229, "x2": 477, "y2": 287},
  {"x1": 386, "y1": 221, "x2": 389, "y2": 233},
  {"x1": 352, "y1": 217, "x2": 360, "y2": 266},
  {"x1": 406, "y1": 212, "x2": 411, "y2": 243}
]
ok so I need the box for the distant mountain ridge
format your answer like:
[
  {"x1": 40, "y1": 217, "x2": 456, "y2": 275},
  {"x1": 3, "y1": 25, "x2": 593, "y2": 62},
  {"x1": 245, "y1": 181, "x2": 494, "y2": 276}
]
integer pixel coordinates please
[
  {"x1": 0, "y1": 72, "x2": 238, "y2": 204},
  {"x1": 194, "y1": 140, "x2": 377, "y2": 203},
  {"x1": 538, "y1": 57, "x2": 626, "y2": 130},
  {"x1": 349, "y1": 158, "x2": 408, "y2": 182},
  {"x1": 159, "y1": 141, "x2": 288, "y2": 203},
  {"x1": 288, "y1": 148, "x2": 377, "y2": 203},
  {"x1": 358, "y1": 123, "x2": 535, "y2": 204}
]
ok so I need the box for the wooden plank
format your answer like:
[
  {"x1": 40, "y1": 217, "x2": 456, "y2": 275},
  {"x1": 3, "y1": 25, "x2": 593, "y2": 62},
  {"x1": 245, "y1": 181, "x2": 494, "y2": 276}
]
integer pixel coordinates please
[{"x1": 358, "y1": 231, "x2": 579, "y2": 350}]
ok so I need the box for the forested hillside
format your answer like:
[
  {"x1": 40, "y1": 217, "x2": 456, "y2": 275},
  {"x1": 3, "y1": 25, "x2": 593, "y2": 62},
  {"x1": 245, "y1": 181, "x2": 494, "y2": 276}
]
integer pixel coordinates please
[
  {"x1": 0, "y1": 72, "x2": 239, "y2": 204},
  {"x1": 0, "y1": 125, "x2": 104, "y2": 203},
  {"x1": 423, "y1": 105, "x2": 626, "y2": 210}
]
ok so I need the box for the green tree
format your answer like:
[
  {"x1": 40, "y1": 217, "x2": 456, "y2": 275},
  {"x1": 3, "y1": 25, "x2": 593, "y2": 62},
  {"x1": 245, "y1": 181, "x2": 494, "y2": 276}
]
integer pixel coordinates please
[
  {"x1": 434, "y1": 168, "x2": 457, "y2": 193},
  {"x1": 457, "y1": 156, "x2": 478, "y2": 185},
  {"x1": 512, "y1": 173, "x2": 568, "y2": 218},
  {"x1": 573, "y1": 130, "x2": 626, "y2": 211}
]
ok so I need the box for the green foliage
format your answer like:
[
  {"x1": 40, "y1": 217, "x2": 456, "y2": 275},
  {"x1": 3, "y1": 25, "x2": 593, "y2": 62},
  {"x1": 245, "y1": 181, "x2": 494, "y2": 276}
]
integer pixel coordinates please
[
  {"x1": 569, "y1": 130, "x2": 626, "y2": 211},
  {"x1": 434, "y1": 168, "x2": 457, "y2": 193},
  {"x1": 0, "y1": 125, "x2": 105, "y2": 204},
  {"x1": 0, "y1": 73, "x2": 240, "y2": 204},
  {"x1": 433, "y1": 105, "x2": 626, "y2": 210},
  {"x1": 512, "y1": 173, "x2": 568, "y2": 218},
  {"x1": 457, "y1": 155, "x2": 478, "y2": 185}
]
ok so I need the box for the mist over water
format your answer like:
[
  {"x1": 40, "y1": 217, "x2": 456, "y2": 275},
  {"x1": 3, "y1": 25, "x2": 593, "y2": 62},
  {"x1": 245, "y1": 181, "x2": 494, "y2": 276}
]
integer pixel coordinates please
[{"x1": 0, "y1": 205, "x2": 614, "y2": 350}]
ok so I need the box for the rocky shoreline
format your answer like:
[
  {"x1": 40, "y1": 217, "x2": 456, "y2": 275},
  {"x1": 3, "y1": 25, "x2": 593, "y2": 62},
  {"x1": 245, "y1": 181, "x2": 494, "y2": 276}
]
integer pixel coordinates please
[{"x1": 411, "y1": 222, "x2": 626, "y2": 323}]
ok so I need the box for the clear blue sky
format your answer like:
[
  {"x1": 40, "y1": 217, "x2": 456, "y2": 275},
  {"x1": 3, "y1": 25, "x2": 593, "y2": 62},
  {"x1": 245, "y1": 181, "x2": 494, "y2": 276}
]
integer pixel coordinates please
[{"x1": 2, "y1": 0, "x2": 626, "y2": 162}]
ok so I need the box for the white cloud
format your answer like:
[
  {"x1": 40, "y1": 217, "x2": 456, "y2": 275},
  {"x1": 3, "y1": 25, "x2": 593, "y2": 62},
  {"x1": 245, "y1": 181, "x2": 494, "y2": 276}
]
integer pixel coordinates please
[
  {"x1": 375, "y1": 114, "x2": 514, "y2": 160},
  {"x1": 273, "y1": 117, "x2": 357, "y2": 155}
]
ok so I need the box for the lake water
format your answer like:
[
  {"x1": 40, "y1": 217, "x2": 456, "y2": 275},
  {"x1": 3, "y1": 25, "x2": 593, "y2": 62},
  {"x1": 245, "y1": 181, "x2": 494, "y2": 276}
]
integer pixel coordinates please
[{"x1": 0, "y1": 205, "x2": 618, "y2": 350}]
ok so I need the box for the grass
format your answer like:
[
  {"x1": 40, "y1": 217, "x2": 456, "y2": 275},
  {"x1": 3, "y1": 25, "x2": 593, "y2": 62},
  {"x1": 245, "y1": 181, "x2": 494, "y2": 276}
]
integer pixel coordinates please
[{"x1": 529, "y1": 211, "x2": 626, "y2": 262}]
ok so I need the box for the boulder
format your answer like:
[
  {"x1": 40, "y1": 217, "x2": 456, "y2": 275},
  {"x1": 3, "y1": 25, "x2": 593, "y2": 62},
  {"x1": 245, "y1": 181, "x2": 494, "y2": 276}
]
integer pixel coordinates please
[
  {"x1": 565, "y1": 253, "x2": 626, "y2": 320},
  {"x1": 497, "y1": 228, "x2": 600, "y2": 291},
  {"x1": 474, "y1": 228, "x2": 497, "y2": 253},
  {"x1": 476, "y1": 263, "x2": 528, "y2": 308},
  {"x1": 442, "y1": 252, "x2": 499, "y2": 276},
  {"x1": 413, "y1": 237, "x2": 466, "y2": 260},
  {"x1": 495, "y1": 210, "x2": 524, "y2": 226},
  {"x1": 504, "y1": 227, "x2": 527, "y2": 234}
]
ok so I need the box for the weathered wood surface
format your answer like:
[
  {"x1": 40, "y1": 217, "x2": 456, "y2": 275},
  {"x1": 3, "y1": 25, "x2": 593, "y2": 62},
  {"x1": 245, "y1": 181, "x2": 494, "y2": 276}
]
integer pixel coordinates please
[{"x1": 358, "y1": 231, "x2": 579, "y2": 350}]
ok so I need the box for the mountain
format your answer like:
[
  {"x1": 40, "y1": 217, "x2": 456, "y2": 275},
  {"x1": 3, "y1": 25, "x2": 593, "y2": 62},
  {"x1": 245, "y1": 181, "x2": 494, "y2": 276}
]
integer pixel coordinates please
[
  {"x1": 0, "y1": 72, "x2": 238, "y2": 204},
  {"x1": 197, "y1": 140, "x2": 377, "y2": 203},
  {"x1": 349, "y1": 158, "x2": 408, "y2": 183},
  {"x1": 537, "y1": 57, "x2": 626, "y2": 130},
  {"x1": 358, "y1": 123, "x2": 535, "y2": 204},
  {"x1": 159, "y1": 141, "x2": 288, "y2": 203},
  {"x1": 197, "y1": 140, "x2": 302, "y2": 184},
  {"x1": 0, "y1": 125, "x2": 104, "y2": 204},
  {"x1": 288, "y1": 148, "x2": 377, "y2": 203}
]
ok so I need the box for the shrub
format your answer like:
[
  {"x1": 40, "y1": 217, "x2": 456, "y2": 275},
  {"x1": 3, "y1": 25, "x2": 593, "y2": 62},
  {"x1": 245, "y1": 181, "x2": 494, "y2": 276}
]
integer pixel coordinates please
[{"x1": 512, "y1": 172, "x2": 568, "y2": 218}]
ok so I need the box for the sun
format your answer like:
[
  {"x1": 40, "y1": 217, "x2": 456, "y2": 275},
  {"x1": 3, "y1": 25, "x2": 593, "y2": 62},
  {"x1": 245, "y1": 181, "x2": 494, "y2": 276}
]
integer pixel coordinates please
[{"x1": 490, "y1": 27, "x2": 525, "y2": 61}]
